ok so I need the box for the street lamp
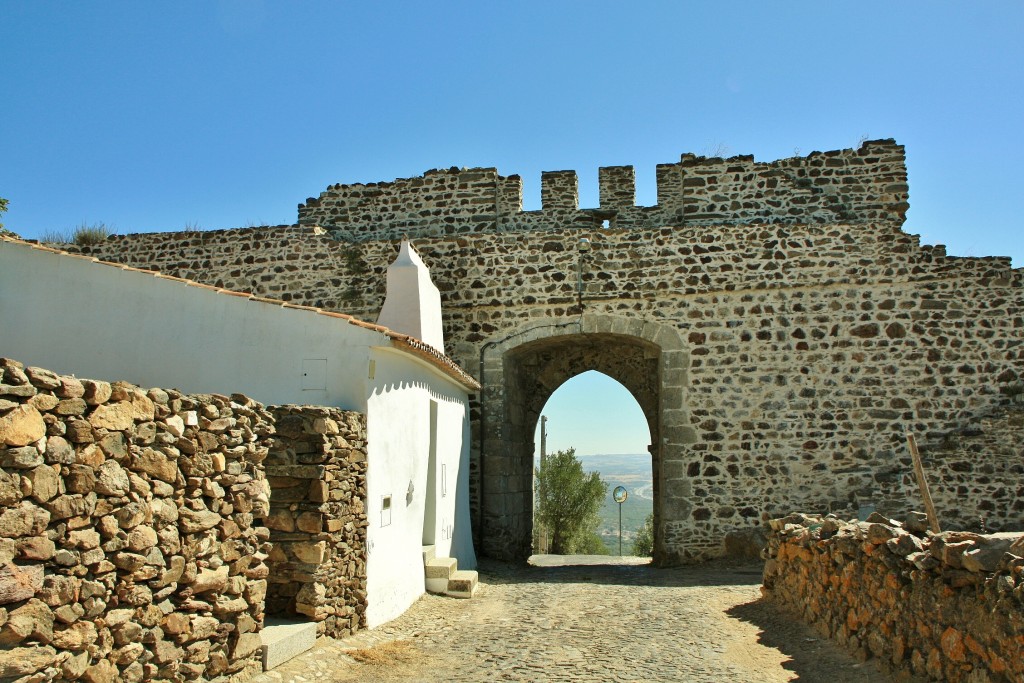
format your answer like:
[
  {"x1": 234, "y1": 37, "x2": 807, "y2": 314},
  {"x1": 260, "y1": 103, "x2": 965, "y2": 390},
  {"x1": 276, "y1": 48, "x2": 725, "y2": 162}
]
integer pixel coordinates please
[{"x1": 612, "y1": 485, "x2": 628, "y2": 556}]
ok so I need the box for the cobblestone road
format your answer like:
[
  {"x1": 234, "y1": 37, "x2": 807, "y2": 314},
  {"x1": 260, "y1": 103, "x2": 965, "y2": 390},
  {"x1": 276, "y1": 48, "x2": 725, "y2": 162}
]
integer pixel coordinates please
[{"x1": 250, "y1": 558, "x2": 891, "y2": 683}]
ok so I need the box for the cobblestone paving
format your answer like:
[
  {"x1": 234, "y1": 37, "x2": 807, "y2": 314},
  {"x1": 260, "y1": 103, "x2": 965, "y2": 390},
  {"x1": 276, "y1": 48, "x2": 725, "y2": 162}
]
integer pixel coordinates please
[{"x1": 250, "y1": 558, "x2": 891, "y2": 683}]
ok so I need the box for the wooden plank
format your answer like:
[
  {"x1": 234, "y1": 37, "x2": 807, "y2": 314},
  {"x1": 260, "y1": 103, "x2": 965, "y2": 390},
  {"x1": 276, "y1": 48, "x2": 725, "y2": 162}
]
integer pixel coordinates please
[{"x1": 906, "y1": 431, "x2": 941, "y2": 533}]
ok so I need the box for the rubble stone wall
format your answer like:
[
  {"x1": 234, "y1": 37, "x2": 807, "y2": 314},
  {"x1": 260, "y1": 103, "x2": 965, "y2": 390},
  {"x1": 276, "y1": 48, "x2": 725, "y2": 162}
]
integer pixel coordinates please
[
  {"x1": 264, "y1": 405, "x2": 367, "y2": 638},
  {"x1": 0, "y1": 358, "x2": 274, "y2": 682},
  {"x1": 762, "y1": 513, "x2": 1024, "y2": 682},
  {"x1": 882, "y1": 405, "x2": 1024, "y2": 533},
  {"x1": 58, "y1": 139, "x2": 1024, "y2": 563},
  {"x1": 63, "y1": 224, "x2": 353, "y2": 311}
]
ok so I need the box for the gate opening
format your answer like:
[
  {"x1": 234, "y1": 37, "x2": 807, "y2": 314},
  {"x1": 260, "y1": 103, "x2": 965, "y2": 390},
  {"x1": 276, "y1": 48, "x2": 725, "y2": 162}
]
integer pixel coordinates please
[
  {"x1": 478, "y1": 315, "x2": 692, "y2": 566},
  {"x1": 532, "y1": 370, "x2": 653, "y2": 562}
]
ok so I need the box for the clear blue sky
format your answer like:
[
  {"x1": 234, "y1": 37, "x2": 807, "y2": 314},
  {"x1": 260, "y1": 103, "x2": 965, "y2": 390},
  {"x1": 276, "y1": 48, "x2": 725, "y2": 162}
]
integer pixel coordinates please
[
  {"x1": 2, "y1": 2, "x2": 1021, "y2": 456},
  {"x1": 537, "y1": 371, "x2": 651, "y2": 457}
]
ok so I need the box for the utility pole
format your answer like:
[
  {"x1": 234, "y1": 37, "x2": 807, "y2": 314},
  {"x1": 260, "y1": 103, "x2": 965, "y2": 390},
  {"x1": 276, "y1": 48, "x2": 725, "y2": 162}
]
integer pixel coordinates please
[
  {"x1": 540, "y1": 415, "x2": 547, "y2": 464},
  {"x1": 538, "y1": 416, "x2": 548, "y2": 553}
]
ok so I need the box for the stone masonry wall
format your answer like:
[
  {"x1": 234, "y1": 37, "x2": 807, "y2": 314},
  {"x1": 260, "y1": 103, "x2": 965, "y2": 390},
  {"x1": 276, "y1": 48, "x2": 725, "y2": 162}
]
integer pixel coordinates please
[
  {"x1": 879, "y1": 404, "x2": 1024, "y2": 533},
  {"x1": 264, "y1": 406, "x2": 367, "y2": 638},
  {"x1": 56, "y1": 140, "x2": 1024, "y2": 562},
  {"x1": 0, "y1": 358, "x2": 274, "y2": 682},
  {"x1": 762, "y1": 512, "x2": 1024, "y2": 681},
  {"x1": 67, "y1": 225, "x2": 356, "y2": 311},
  {"x1": 66, "y1": 220, "x2": 1024, "y2": 560}
]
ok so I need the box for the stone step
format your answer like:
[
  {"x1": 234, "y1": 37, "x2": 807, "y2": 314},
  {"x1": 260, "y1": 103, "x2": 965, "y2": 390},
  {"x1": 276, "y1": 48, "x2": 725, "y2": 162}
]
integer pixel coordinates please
[
  {"x1": 260, "y1": 618, "x2": 317, "y2": 671},
  {"x1": 446, "y1": 569, "x2": 478, "y2": 599},
  {"x1": 422, "y1": 544, "x2": 436, "y2": 564},
  {"x1": 425, "y1": 556, "x2": 458, "y2": 594}
]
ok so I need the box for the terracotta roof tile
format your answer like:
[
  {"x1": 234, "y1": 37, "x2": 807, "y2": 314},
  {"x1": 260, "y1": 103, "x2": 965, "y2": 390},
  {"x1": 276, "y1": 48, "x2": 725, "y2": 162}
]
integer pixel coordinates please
[
  {"x1": 316, "y1": 310, "x2": 350, "y2": 319},
  {"x1": 391, "y1": 337, "x2": 481, "y2": 391},
  {"x1": 154, "y1": 273, "x2": 191, "y2": 284}
]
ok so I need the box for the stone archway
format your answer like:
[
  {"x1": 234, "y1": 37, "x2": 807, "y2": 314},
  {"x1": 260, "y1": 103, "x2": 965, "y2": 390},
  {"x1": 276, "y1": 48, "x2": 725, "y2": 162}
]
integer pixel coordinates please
[{"x1": 477, "y1": 313, "x2": 696, "y2": 566}]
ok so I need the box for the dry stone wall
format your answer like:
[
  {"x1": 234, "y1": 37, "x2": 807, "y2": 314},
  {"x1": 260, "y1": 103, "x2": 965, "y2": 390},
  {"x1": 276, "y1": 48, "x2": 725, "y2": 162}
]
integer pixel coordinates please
[
  {"x1": 0, "y1": 358, "x2": 274, "y2": 682},
  {"x1": 264, "y1": 406, "x2": 367, "y2": 638},
  {"x1": 762, "y1": 512, "x2": 1024, "y2": 682},
  {"x1": 58, "y1": 139, "x2": 1024, "y2": 563}
]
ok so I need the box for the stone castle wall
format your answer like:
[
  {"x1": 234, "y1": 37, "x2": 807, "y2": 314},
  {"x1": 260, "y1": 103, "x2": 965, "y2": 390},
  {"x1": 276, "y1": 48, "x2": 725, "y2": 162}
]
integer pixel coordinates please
[
  {"x1": 0, "y1": 358, "x2": 274, "y2": 681},
  {"x1": 917, "y1": 405, "x2": 1024, "y2": 532},
  {"x1": 762, "y1": 513, "x2": 1024, "y2": 681},
  {"x1": 61, "y1": 140, "x2": 1024, "y2": 562}
]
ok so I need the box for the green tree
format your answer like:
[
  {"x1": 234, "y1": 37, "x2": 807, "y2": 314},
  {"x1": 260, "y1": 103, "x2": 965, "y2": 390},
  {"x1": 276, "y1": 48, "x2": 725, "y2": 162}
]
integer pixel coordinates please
[
  {"x1": 0, "y1": 197, "x2": 8, "y2": 231},
  {"x1": 573, "y1": 530, "x2": 611, "y2": 555},
  {"x1": 632, "y1": 512, "x2": 654, "y2": 557},
  {"x1": 535, "y1": 448, "x2": 608, "y2": 554}
]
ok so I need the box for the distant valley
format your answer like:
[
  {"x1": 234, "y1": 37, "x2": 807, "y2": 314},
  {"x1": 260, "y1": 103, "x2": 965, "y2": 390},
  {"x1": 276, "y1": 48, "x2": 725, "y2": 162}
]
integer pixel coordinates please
[{"x1": 579, "y1": 454, "x2": 654, "y2": 555}]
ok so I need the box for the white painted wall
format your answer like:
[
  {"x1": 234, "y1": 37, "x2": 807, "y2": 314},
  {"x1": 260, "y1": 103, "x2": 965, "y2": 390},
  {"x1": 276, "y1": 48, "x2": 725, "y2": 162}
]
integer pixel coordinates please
[
  {"x1": 364, "y1": 347, "x2": 475, "y2": 627},
  {"x1": 0, "y1": 241, "x2": 373, "y2": 409}
]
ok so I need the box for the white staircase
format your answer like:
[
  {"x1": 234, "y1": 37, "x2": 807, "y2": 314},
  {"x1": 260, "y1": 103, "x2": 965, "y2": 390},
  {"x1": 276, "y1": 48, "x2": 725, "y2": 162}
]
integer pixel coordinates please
[{"x1": 422, "y1": 545, "x2": 478, "y2": 599}]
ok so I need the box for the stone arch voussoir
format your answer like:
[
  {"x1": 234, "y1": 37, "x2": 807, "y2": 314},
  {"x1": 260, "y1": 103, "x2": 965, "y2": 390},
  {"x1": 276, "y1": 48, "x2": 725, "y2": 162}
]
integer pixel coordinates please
[{"x1": 477, "y1": 314, "x2": 695, "y2": 566}]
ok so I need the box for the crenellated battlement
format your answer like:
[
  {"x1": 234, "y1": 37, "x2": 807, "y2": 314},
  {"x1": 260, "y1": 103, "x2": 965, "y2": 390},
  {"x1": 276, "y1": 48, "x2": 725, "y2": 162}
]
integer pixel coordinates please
[
  {"x1": 298, "y1": 139, "x2": 908, "y2": 241},
  {"x1": 598, "y1": 165, "x2": 636, "y2": 209},
  {"x1": 540, "y1": 170, "x2": 578, "y2": 209}
]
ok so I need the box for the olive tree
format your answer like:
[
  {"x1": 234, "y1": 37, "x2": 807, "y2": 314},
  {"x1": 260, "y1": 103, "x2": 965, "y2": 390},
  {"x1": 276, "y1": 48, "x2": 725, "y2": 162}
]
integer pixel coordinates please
[
  {"x1": 535, "y1": 448, "x2": 607, "y2": 554},
  {"x1": 632, "y1": 512, "x2": 654, "y2": 557}
]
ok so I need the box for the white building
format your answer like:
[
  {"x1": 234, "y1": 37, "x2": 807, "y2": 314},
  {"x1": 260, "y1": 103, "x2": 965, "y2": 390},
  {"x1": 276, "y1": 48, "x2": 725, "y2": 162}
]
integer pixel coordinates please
[{"x1": 0, "y1": 235, "x2": 478, "y2": 628}]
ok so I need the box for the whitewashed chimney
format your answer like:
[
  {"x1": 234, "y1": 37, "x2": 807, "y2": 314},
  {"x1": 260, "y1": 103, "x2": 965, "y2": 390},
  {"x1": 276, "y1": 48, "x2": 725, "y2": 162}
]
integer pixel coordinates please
[{"x1": 376, "y1": 240, "x2": 445, "y2": 353}]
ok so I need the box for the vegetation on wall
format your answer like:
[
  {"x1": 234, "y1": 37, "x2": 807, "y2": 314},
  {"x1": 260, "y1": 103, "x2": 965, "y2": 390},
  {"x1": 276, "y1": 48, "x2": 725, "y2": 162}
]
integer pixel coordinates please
[
  {"x1": 339, "y1": 244, "x2": 372, "y2": 305},
  {"x1": 41, "y1": 222, "x2": 115, "y2": 246},
  {"x1": 343, "y1": 245, "x2": 371, "y2": 276}
]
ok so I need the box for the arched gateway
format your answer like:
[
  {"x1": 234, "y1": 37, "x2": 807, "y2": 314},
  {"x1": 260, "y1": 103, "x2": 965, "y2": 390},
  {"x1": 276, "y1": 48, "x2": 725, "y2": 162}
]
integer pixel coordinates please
[{"x1": 477, "y1": 314, "x2": 694, "y2": 564}]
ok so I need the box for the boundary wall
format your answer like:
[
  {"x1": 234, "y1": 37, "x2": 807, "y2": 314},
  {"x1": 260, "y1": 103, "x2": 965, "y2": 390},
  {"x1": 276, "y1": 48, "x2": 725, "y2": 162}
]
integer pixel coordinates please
[
  {"x1": 61, "y1": 220, "x2": 1024, "y2": 562},
  {"x1": 0, "y1": 359, "x2": 372, "y2": 682},
  {"x1": 875, "y1": 406, "x2": 1024, "y2": 531},
  {"x1": 0, "y1": 359, "x2": 273, "y2": 681},
  {"x1": 264, "y1": 406, "x2": 367, "y2": 638},
  {"x1": 762, "y1": 513, "x2": 1024, "y2": 682}
]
